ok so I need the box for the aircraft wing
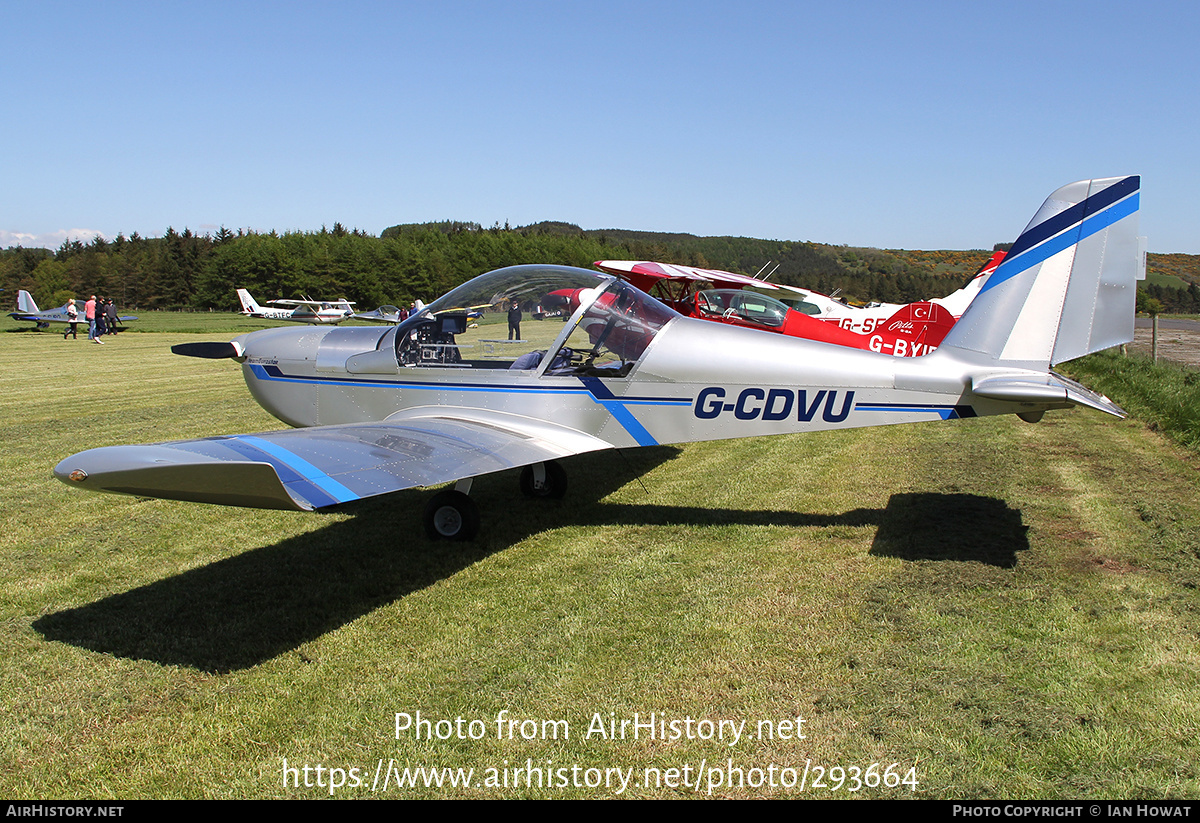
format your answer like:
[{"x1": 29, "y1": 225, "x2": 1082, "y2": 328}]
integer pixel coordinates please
[
  {"x1": 270, "y1": 298, "x2": 356, "y2": 307},
  {"x1": 594, "y1": 260, "x2": 862, "y2": 312},
  {"x1": 53, "y1": 410, "x2": 613, "y2": 511},
  {"x1": 594, "y1": 260, "x2": 783, "y2": 291}
]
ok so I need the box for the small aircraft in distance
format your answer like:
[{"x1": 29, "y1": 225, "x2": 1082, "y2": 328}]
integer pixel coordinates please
[
  {"x1": 237, "y1": 289, "x2": 356, "y2": 325},
  {"x1": 351, "y1": 305, "x2": 403, "y2": 324},
  {"x1": 351, "y1": 300, "x2": 431, "y2": 325},
  {"x1": 8, "y1": 290, "x2": 136, "y2": 330},
  {"x1": 237, "y1": 289, "x2": 422, "y2": 325},
  {"x1": 593, "y1": 252, "x2": 1005, "y2": 357},
  {"x1": 57, "y1": 177, "x2": 1141, "y2": 542}
]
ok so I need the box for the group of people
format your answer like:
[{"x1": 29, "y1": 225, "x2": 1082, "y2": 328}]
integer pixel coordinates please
[{"x1": 64, "y1": 295, "x2": 121, "y2": 343}]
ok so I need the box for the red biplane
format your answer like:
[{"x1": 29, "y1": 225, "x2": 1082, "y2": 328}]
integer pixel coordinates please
[{"x1": 593, "y1": 252, "x2": 1004, "y2": 357}]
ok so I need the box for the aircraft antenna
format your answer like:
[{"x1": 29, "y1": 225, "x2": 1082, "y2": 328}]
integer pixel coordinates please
[
  {"x1": 615, "y1": 448, "x2": 651, "y2": 496},
  {"x1": 753, "y1": 261, "x2": 772, "y2": 279},
  {"x1": 761, "y1": 263, "x2": 781, "y2": 282}
]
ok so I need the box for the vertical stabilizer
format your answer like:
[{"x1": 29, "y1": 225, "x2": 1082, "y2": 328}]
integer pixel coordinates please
[
  {"x1": 17, "y1": 290, "x2": 39, "y2": 314},
  {"x1": 236, "y1": 289, "x2": 263, "y2": 315},
  {"x1": 938, "y1": 176, "x2": 1140, "y2": 369}
]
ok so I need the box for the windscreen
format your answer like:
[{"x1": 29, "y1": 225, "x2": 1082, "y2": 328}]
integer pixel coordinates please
[{"x1": 545, "y1": 277, "x2": 679, "y2": 376}]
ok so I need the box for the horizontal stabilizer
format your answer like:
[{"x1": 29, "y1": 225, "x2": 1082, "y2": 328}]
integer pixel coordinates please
[{"x1": 972, "y1": 373, "x2": 1125, "y2": 417}]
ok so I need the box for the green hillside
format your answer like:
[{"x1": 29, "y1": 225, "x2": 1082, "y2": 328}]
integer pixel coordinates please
[{"x1": 5, "y1": 219, "x2": 1199, "y2": 313}]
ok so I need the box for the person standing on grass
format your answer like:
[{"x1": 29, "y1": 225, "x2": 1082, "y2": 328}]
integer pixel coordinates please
[
  {"x1": 508, "y1": 299, "x2": 522, "y2": 340},
  {"x1": 64, "y1": 298, "x2": 78, "y2": 339},
  {"x1": 85, "y1": 295, "x2": 102, "y2": 343},
  {"x1": 95, "y1": 297, "x2": 108, "y2": 338}
]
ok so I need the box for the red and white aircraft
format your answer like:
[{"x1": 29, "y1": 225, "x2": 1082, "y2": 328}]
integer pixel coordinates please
[{"x1": 594, "y1": 252, "x2": 1004, "y2": 357}]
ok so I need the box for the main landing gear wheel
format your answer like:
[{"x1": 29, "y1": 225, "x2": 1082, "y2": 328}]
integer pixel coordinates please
[
  {"x1": 519, "y1": 461, "x2": 567, "y2": 499},
  {"x1": 423, "y1": 490, "x2": 480, "y2": 541}
]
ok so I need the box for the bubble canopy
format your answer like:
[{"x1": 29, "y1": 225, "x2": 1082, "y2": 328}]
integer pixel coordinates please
[
  {"x1": 403, "y1": 265, "x2": 681, "y2": 374},
  {"x1": 425, "y1": 264, "x2": 609, "y2": 317}
]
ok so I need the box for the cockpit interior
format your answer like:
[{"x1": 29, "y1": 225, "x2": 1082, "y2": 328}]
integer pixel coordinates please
[{"x1": 388, "y1": 265, "x2": 679, "y2": 377}]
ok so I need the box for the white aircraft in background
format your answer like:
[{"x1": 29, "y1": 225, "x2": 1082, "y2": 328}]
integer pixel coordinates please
[
  {"x1": 237, "y1": 289, "x2": 421, "y2": 325},
  {"x1": 58, "y1": 178, "x2": 1142, "y2": 543},
  {"x1": 237, "y1": 289, "x2": 355, "y2": 325}
]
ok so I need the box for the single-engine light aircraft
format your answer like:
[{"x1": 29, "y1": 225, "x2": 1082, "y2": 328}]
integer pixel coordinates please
[
  {"x1": 57, "y1": 178, "x2": 1142, "y2": 541},
  {"x1": 351, "y1": 301, "x2": 434, "y2": 324},
  {"x1": 351, "y1": 305, "x2": 404, "y2": 324},
  {"x1": 593, "y1": 252, "x2": 1005, "y2": 357},
  {"x1": 236, "y1": 289, "x2": 356, "y2": 324},
  {"x1": 9, "y1": 291, "x2": 136, "y2": 330}
]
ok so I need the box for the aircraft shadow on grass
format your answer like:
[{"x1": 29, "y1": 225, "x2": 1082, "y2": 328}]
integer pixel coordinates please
[{"x1": 34, "y1": 448, "x2": 1028, "y2": 673}]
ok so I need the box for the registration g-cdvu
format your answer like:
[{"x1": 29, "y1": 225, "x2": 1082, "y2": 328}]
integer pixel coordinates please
[
  {"x1": 56, "y1": 177, "x2": 1144, "y2": 541},
  {"x1": 692, "y1": 387, "x2": 855, "y2": 424}
]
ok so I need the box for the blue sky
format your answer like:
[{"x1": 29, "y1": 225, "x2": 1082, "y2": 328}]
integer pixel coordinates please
[{"x1": 3, "y1": 0, "x2": 1196, "y2": 252}]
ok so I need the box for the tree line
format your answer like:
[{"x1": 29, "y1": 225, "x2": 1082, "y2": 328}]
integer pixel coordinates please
[
  {"x1": 1138, "y1": 281, "x2": 1200, "y2": 314},
  {"x1": 3, "y1": 220, "x2": 1196, "y2": 312}
]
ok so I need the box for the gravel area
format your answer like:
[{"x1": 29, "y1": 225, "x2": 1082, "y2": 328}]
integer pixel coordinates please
[{"x1": 1131, "y1": 324, "x2": 1200, "y2": 367}]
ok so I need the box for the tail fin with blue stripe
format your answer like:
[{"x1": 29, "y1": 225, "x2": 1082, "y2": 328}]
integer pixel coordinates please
[{"x1": 938, "y1": 176, "x2": 1142, "y2": 369}]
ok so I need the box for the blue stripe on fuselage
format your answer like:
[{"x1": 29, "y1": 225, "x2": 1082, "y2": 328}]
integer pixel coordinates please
[
  {"x1": 854, "y1": 402, "x2": 970, "y2": 420},
  {"x1": 247, "y1": 363, "x2": 689, "y2": 446},
  {"x1": 579, "y1": 376, "x2": 660, "y2": 446}
]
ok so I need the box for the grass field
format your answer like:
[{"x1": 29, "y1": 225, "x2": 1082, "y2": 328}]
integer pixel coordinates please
[
  {"x1": 1145, "y1": 271, "x2": 1192, "y2": 290},
  {"x1": 3, "y1": 324, "x2": 1200, "y2": 798}
]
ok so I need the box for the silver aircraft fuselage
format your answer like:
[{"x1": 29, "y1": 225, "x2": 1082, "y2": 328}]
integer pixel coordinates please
[
  {"x1": 236, "y1": 308, "x2": 1024, "y2": 451},
  {"x1": 54, "y1": 177, "x2": 1141, "y2": 529}
]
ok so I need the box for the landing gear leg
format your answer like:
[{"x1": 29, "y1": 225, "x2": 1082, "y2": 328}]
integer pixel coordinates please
[{"x1": 519, "y1": 461, "x2": 567, "y2": 499}]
